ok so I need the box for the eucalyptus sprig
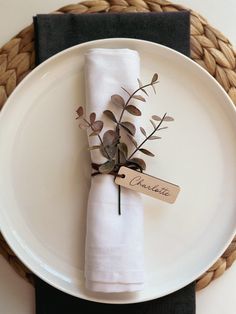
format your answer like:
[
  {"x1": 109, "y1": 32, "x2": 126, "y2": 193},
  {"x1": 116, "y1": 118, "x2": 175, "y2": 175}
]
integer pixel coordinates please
[{"x1": 76, "y1": 73, "x2": 174, "y2": 176}]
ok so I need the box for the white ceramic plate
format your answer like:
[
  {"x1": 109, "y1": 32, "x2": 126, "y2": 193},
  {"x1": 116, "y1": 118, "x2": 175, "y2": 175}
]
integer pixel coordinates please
[{"x1": 0, "y1": 38, "x2": 236, "y2": 304}]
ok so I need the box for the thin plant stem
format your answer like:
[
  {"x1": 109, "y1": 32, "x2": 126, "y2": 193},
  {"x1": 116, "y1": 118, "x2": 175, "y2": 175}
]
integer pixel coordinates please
[
  {"x1": 127, "y1": 113, "x2": 167, "y2": 160},
  {"x1": 116, "y1": 125, "x2": 122, "y2": 215},
  {"x1": 114, "y1": 81, "x2": 159, "y2": 215}
]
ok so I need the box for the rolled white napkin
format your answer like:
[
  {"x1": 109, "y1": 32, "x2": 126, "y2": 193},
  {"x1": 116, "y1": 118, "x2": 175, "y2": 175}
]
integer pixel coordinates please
[{"x1": 84, "y1": 49, "x2": 144, "y2": 293}]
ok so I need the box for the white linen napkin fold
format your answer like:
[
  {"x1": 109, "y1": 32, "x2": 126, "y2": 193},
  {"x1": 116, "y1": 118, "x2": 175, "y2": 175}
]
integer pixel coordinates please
[{"x1": 84, "y1": 49, "x2": 144, "y2": 293}]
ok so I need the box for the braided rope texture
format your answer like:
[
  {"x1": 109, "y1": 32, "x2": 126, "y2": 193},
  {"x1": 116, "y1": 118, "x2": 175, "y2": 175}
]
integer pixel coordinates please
[{"x1": 0, "y1": 0, "x2": 236, "y2": 291}]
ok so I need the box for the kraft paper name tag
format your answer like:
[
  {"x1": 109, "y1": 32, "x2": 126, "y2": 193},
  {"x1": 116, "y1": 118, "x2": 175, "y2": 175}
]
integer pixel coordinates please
[{"x1": 115, "y1": 166, "x2": 180, "y2": 204}]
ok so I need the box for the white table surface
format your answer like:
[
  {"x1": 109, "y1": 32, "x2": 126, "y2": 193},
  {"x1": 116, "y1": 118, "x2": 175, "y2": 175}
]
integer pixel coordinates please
[{"x1": 0, "y1": 0, "x2": 235, "y2": 313}]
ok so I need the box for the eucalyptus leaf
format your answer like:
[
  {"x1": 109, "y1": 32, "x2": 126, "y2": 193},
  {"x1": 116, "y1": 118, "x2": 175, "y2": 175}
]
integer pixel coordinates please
[
  {"x1": 111, "y1": 94, "x2": 125, "y2": 108},
  {"x1": 129, "y1": 157, "x2": 146, "y2": 171},
  {"x1": 125, "y1": 105, "x2": 141, "y2": 116},
  {"x1": 127, "y1": 133, "x2": 138, "y2": 147},
  {"x1": 100, "y1": 146, "x2": 110, "y2": 159},
  {"x1": 92, "y1": 120, "x2": 103, "y2": 133},
  {"x1": 151, "y1": 73, "x2": 158, "y2": 84},
  {"x1": 141, "y1": 88, "x2": 148, "y2": 96},
  {"x1": 164, "y1": 116, "x2": 174, "y2": 122},
  {"x1": 106, "y1": 145, "x2": 117, "y2": 159},
  {"x1": 139, "y1": 148, "x2": 155, "y2": 157},
  {"x1": 151, "y1": 84, "x2": 156, "y2": 94},
  {"x1": 90, "y1": 112, "x2": 96, "y2": 124},
  {"x1": 133, "y1": 94, "x2": 146, "y2": 102},
  {"x1": 152, "y1": 115, "x2": 162, "y2": 121},
  {"x1": 76, "y1": 106, "x2": 83, "y2": 118},
  {"x1": 99, "y1": 160, "x2": 115, "y2": 174},
  {"x1": 148, "y1": 136, "x2": 161, "y2": 140},
  {"x1": 119, "y1": 152, "x2": 127, "y2": 164},
  {"x1": 118, "y1": 142, "x2": 128, "y2": 158},
  {"x1": 121, "y1": 87, "x2": 131, "y2": 96},
  {"x1": 120, "y1": 122, "x2": 136, "y2": 136},
  {"x1": 140, "y1": 127, "x2": 146, "y2": 137},
  {"x1": 158, "y1": 126, "x2": 168, "y2": 131},
  {"x1": 103, "y1": 110, "x2": 117, "y2": 123},
  {"x1": 137, "y1": 79, "x2": 148, "y2": 96},
  {"x1": 137, "y1": 78, "x2": 143, "y2": 88},
  {"x1": 150, "y1": 119, "x2": 156, "y2": 129},
  {"x1": 103, "y1": 130, "x2": 118, "y2": 146}
]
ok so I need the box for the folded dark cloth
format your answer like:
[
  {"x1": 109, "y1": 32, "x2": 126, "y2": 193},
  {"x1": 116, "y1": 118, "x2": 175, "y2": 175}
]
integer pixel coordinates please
[
  {"x1": 35, "y1": 276, "x2": 195, "y2": 314},
  {"x1": 34, "y1": 11, "x2": 190, "y2": 64},
  {"x1": 34, "y1": 11, "x2": 195, "y2": 314}
]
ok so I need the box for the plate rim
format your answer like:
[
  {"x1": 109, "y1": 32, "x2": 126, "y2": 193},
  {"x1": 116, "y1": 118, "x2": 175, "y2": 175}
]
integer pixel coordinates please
[{"x1": 0, "y1": 37, "x2": 236, "y2": 304}]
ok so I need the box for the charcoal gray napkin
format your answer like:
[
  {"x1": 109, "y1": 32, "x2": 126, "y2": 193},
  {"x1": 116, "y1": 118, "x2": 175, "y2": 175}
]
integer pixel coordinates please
[
  {"x1": 33, "y1": 11, "x2": 195, "y2": 314},
  {"x1": 34, "y1": 11, "x2": 190, "y2": 64},
  {"x1": 35, "y1": 276, "x2": 195, "y2": 314}
]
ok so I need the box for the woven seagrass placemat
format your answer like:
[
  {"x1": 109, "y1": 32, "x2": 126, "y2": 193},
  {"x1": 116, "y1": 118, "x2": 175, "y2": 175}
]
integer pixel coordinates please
[{"x1": 0, "y1": 0, "x2": 236, "y2": 291}]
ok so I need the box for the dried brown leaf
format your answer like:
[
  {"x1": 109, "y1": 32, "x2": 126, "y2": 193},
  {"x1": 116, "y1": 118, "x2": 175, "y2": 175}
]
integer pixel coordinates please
[
  {"x1": 150, "y1": 119, "x2": 156, "y2": 129},
  {"x1": 129, "y1": 157, "x2": 146, "y2": 171},
  {"x1": 133, "y1": 94, "x2": 146, "y2": 102},
  {"x1": 140, "y1": 127, "x2": 147, "y2": 137},
  {"x1": 92, "y1": 120, "x2": 103, "y2": 133},
  {"x1": 164, "y1": 116, "x2": 174, "y2": 122},
  {"x1": 141, "y1": 88, "x2": 148, "y2": 96},
  {"x1": 103, "y1": 110, "x2": 117, "y2": 123},
  {"x1": 152, "y1": 115, "x2": 162, "y2": 121},
  {"x1": 158, "y1": 126, "x2": 168, "y2": 131},
  {"x1": 76, "y1": 106, "x2": 83, "y2": 118},
  {"x1": 106, "y1": 145, "x2": 117, "y2": 159},
  {"x1": 125, "y1": 105, "x2": 141, "y2": 116},
  {"x1": 127, "y1": 133, "x2": 138, "y2": 147},
  {"x1": 103, "y1": 130, "x2": 118, "y2": 146},
  {"x1": 90, "y1": 112, "x2": 96, "y2": 124},
  {"x1": 99, "y1": 160, "x2": 115, "y2": 174},
  {"x1": 121, "y1": 87, "x2": 131, "y2": 96},
  {"x1": 151, "y1": 84, "x2": 156, "y2": 94},
  {"x1": 118, "y1": 142, "x2": 128, "y2": 158},
  {"x1": 111, "y1": 94, "x2": 125, "y2": 108},
  {"x1": 137, "y1": 78, "x2": 148, "y2": 95},
  {"x1": 137, "y1": 78, "x2": 143, "y2": 88},
  {"x1": 151, "y1": 73, "x2": 158, "y2": 84},
  {"x1": 139, "y1": 148, "x2": 155, "y2": 157},
  {"x1": 120, "y1": 122, "x2": 136, "y2": 136},
  {"x1": 149, "y1": 136, "x2": 161, "y2": 140},
  {"x1": 100, "y1": 146, "x2": 109, "y2": 159}
]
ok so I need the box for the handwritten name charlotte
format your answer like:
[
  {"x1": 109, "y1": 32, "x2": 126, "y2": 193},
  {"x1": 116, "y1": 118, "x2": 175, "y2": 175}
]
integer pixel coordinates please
[{"x1": 129, "y1": 175, "x2": 170, "y2": 196}]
